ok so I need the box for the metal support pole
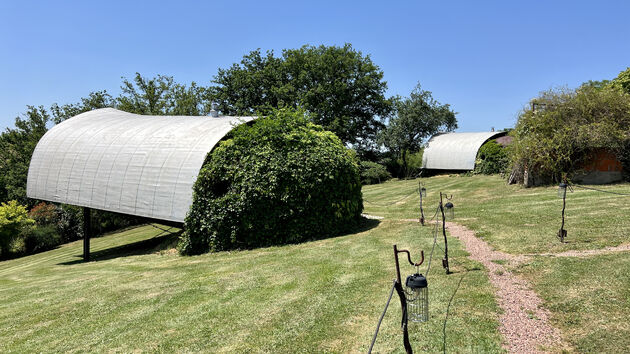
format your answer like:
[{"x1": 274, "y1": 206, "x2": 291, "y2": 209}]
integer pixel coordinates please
[
  {"x1": 83, "y1": 207, "x2": 91, "y2": 261},
  {"x1": 440, "y1": 193, "x2": 450, "y2": 274},
  {"x1": 394, "y1": 281, "x2": 413, "y2": 354},
  {"x1": 418, "y1": 182, "x2": 425, "y2": 226},
  {"x1": 393, "y1": 245, "x2": 422, "y2": 354},
  {"x1": 558, "y1": 181, "x2": 567, "y2": 243}
]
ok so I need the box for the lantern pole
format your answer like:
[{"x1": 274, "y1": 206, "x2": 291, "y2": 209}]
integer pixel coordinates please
[
  {"x1": 558, "y1": 177, "x2": 568, "y2": 243},
  {"x1": 418, "y1": 181, "x2": 425, "y2": 226},
  {"x1": 439, "y1": 193, "x2": 450, "y2": 274},
  {"x1": 393, "y1": 245, "x2": 425, "y2": 354}
]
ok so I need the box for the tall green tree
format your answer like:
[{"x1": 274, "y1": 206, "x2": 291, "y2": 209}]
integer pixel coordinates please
[
  {"x1": 610, "y1": 67, "x2": 630, "y2": 94},
  {"x1": 379, "y1": 84, "x2": 457, "y2": 176},
  {"x1": 211, "y1": 44, "x2": 393, "y2": 145},
  {"x1": 117, "y1": 73, "x2": 210, "y2": 115},
  {"x1": 0, "y1": 106, "x2": 51, "y2": 205}
]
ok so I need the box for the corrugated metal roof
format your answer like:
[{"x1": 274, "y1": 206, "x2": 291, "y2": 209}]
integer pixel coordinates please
[
  {"x1": 26, "y1": 108, "x2": 254, "y2": 222},
  {"x1": 422, "y1": 132, "x2": 505, "y2": 170}
]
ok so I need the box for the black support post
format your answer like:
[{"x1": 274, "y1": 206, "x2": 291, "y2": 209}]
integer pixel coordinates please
[
  {"x1": 440, "y1": 193, "x2": 450, "y2": 274},
  {"x1": 83, "y1": 207, "x2": 91, "y2": 261},
  {"x1": 418, "y1": 182, "x2": 425, "y2": 226}
]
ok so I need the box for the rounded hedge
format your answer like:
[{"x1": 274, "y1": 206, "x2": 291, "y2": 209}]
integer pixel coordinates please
[
  {"x1": 474, "y1": 139, "x2": 508, "y2": 175},
  {"x1": 179, "y1": 109, "x2": 363, "y2": 254}
]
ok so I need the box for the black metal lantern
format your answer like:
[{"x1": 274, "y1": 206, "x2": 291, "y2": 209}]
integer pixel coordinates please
[
  {"x1": 420, "y1": 186, "x2": 427, "y2": 198},
  {"x1": 558, "y1": 182, "x2": 568, "y2": 198},
  {"x1": 405, "y1": 273, "x2": 428, "y2": 322},
  {"x1": 444, "y1": 201, "x2": 454, "y2": 219}
]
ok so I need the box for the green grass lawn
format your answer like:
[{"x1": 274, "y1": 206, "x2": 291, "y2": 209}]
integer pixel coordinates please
[
  {"x1": 363, "y1": 175, "x2": 630, "y2": 254},
  {"x1": 0, "y1": 219, "x2": 502, "y2": 352},
  {"x1": 365, "y1": 174, "x2": 630, "y2": 352},
  {"x1": 3, "y1": 174, "x2": 628, "y2": 352}
]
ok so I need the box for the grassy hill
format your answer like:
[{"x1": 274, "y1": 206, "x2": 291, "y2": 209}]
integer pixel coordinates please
[
  {"x1": 2, "y1": 174, "x2": 629, "y2": 352},
  {"x1": 0, "y1": 198, "x2": 501, "y2": 352},
  {"x1": 364, "y1": 175, "x2": 630, "y2": 352}
]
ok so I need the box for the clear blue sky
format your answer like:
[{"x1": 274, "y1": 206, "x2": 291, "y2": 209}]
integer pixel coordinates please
[{"x1": 1, "y1": 0, "x2": 629, "y2": 132}]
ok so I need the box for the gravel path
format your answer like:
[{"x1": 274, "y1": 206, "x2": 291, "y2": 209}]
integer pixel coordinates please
[{"x1": 445, "y1": 222, "x2": 568, "y2": 353}]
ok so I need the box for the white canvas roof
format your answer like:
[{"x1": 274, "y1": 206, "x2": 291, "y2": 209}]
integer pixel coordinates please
[
  {"x1": 422, "y1": 132, "x2": 505, "y2": 170},
  {"x1": 26, "y1": 108, "x2": 254, "y2": 223}
]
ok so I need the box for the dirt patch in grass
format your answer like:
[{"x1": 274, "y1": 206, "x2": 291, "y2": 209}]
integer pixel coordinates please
[
  {"x1": 535, "y1": 243, "x2": 630, "y2": 258},
  {"x1": 446, "y1": 222, "x2": 570, "y2": 353}
]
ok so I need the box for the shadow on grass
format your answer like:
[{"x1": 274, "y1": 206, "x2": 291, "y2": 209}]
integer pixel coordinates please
[
  {"x1": 345, "y1": 217, "x2": 381, "y2": 235},
  {"x1": 59, "y1": 226, "x2": 182, "y2": 265}
]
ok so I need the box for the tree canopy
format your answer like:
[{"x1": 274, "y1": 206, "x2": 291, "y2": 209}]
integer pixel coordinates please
[
  {"x1": 211, "y1": 44, "x2": 393, "y2": 145},
  {"x1": 610, "y1": 67, "x2": 630, "y2": 94},
  {"x1": 510, "y1": 85, "x2": 630, "y2": 183},
  {"x1": 379, "y1": 84, "x2": 457, "y2": 176},
  {"x1": 117, "y1": 73, "x2": 210, "y2": 115}
]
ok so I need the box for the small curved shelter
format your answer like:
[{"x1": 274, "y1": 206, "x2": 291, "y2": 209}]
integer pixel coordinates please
[
  {"x1": 422, "y1": 131, "x2": 506, "y2": 170},
  {"x1": 27, "y1": 108, "x2": 254, "y2": 223}
]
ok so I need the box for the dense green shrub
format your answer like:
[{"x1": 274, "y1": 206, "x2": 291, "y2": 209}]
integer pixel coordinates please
[
  {"x1": 0, "y1": 200, "x2": 34, "y2": 258},
  {"x1": 29, "y1": 202, "x2": 58, "y2": 225},
  {"x1": 360, "y1": 161, "x2": 392, "y2": 184},
  {"x1": 180, "y1": 108, "x2": 363, "y2": 254},
  {"x1": 510, "y1": 86, "x2": 630, "y2": 183},
  {"x1": 475, "y1": 140, "x2": 508, "y2": 175},
  {"x1": 22, "y1": 225, "x2": 61, "y2": 253},
  {"x1": 55, "y1": 204, "x2": 84, "y2": 243}
]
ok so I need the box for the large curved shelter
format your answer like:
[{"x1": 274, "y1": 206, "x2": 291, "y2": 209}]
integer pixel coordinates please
[
  {"x1": 422, "y1": 132, "x2": 506, "y2": 170},
  {"x1": 27, "y1": 108, "x2": 254, "y2": 223}
]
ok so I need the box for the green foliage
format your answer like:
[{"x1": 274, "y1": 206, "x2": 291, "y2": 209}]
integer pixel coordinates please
[
  {"x1": 396, "y1": 150, "x2": 424, "y2": 178},
  {"x1": 379, "y1": 83, "x2": 457, "y2": 176},
  {"x1": 180, "y1": 108, "x2": 363, "y2": 254},
  {"x1": 0, "y1": 201, "x2": 34, "y2": 257},
  {"x1": 117, "y1": 73, "x2": 210, "y2": 115},
  {"x1": 55, "y1": 204, "x2": 84, "y2": 243},
  {"x1": 0, "y1": 106, "x2": 50, "y2": 205},
  {"x1": 211, "y1": 44, "x2": 393, "y2": 145},
  {"x1": 22, "y1": 225, "x2": 60, "y2": 253},
  {"x1": 359, "y1": 161, "x2": 391, "y2": 185},
  {"x1": 510, "y1": 86, "x2": 630, "y2": 183},
  {"x1": 610, "y1": 67, "x2": 630, "y2": 94},
  {"x1": 474, "y1": 139, "x2": 508, "y2": 175},
  {"x1": 29, "y1": 202, "x2": 58, "y2": 225}
]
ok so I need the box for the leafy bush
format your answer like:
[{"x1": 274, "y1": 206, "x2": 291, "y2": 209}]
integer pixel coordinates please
[
  {"x1": 360, "y1": 161, "x2": 392, "y2": 184},
  {"x1": 56, "y1": 204, "x2": 83, "y2": 243},
  {"x1": 22, "y1": 225, "x2": 61, "y2": 253},
  {"x1": 180, "y1": 108, "x2": 363, "y2": 254},
  {"x1": 510, "y1": 86, "x2": 630, "y2": 184},
  {"x1": 91, "y1": 210, "x2": 140, "y2": 236},
  {"x1": 29, "y1": 202, "x2": 58, "y2": 225},
  {"x1": 0, "y1": 200, "x2": 34, "y2": 258},
  {"x1": 475, "y1": 140, "x2": 508, "y2": 175}
]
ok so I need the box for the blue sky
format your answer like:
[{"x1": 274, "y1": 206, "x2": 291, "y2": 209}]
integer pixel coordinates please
[{"x1": 1, "y1": 0, "x2": 629, "y2": 132}]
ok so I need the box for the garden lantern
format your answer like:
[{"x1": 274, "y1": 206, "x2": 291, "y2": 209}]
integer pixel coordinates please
[
  {"x1": 444, "y1": 201, "x2": 454, "y2": 219},
  {"x1": 392, "y1": 245, "x2": 426, "y2": 352},
  {"x1": 420, "y1": 186, "x2": 427, "y2": 198},
  {"x1": 558, "y1": 182, "x2": 568, "y2": 198},
  {"x1": 405, "y1": 273, "x2": 429, "y2": 322}
]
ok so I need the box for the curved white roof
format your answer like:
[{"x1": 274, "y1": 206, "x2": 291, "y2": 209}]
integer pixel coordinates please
[
  {"x1": 26, "y1": 108, "x2": 254, "y2": 222},
  {"x1": 422, "y1": 132, "x2": 505, "y2": 170}
]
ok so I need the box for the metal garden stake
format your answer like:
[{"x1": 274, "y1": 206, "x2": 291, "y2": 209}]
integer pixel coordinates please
[
  {"x1": 418, "y1": 182, "x2": 426, "y2": 226},
  {"x1": 557, "y1": 179, "x2": 570, "y2": 242},
  {"x1": 393, "y1": 245, "x2": 426, "y2": 354},
  {"x1": 439, "y1": 192, "x2": 453, "y2": 274}
]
